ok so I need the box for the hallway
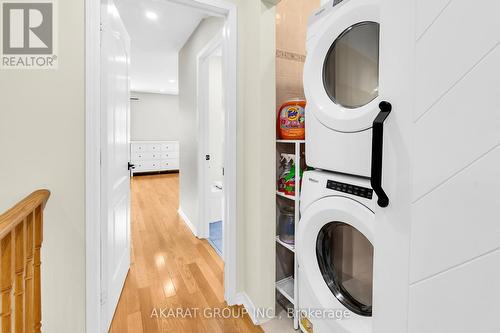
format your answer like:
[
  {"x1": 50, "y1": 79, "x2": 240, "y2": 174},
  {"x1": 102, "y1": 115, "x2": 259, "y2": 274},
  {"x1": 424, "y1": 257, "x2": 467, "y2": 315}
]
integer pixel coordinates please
[{"x1": 109, "y1": 174, "x2": 262, "y2": 333}]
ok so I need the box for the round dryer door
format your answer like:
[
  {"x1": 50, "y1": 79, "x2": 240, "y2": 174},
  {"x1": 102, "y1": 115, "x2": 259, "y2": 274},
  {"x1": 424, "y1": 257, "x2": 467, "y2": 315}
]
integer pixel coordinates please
[
  {"x1": 317, "y1": 222, "x2": 374, "y2": 316},
  {"x1": 297, "y1": 196, "x2": 375, "y2": 319},
  {"x1": 304, "y1": 0, "x2": 380, "y2": 132},
  {"x1": 323, "y1": 22, "x2": 379, "y2": 109}
]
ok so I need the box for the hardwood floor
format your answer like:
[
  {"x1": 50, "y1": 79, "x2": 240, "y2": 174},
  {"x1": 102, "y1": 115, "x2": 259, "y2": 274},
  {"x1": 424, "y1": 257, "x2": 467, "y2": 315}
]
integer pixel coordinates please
[{"x1": 109, "y1": 174, "x2": 263, "y2": 333}]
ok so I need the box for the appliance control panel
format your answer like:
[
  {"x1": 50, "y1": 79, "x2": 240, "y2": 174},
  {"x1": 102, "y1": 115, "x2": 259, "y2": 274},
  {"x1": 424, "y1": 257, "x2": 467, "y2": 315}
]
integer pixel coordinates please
[
  {"x1": 312, "y1": 0, "x2": 344, "y2": 21},
  {"x1": 327, "y1": 180, "x2": 373, "y2": 200}
]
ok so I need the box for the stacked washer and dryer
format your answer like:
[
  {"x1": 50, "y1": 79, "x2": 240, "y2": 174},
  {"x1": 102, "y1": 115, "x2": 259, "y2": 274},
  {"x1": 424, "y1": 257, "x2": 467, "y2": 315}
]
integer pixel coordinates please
[{"x1": 298, "y1": 0, "x2": 392, "y2": 332}]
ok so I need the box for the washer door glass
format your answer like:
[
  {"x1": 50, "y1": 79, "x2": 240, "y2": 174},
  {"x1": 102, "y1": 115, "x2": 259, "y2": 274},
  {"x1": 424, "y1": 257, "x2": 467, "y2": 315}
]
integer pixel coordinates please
[
  {"x1": 316, "y1": 222, "x2": 374, "y2": 316},
  {"x1": 323, "y1": 22, "x2": 380, "y2": 109}
]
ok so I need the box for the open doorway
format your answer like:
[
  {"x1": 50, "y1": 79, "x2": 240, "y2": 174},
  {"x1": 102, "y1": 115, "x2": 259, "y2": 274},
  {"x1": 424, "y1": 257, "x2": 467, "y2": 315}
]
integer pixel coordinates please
[
  {"x1": 206, "y1": 46, "x2": 225, "y2": 258},
  {"x1": 198, "y1": 38, "x2": 225, "y2": 257},
  {"x1": 86, "y1": 0, "x2": 239, "y2": 332}
]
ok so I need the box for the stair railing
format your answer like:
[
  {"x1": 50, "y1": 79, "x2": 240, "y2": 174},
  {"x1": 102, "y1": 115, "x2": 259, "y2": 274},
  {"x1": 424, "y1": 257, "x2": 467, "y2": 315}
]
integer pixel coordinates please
[{"x1": 0, "y1": 189, "x2": 50, "y2": 333}]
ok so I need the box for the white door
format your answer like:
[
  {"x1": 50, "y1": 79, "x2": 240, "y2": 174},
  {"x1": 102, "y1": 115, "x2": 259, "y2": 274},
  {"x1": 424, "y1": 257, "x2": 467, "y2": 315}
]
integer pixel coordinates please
[
  {"x1": 375, "y1": 0, "x2": 500, "y2": 332},
  {"x1": 100, "y1": 1, "x2": 131, "y2": 331},
  {"x1": 198, "y1": 35, "x2": 224, "y2": 239},
  {"x1": 370, "y1": 0, "x2": 414, "y2": 330}
]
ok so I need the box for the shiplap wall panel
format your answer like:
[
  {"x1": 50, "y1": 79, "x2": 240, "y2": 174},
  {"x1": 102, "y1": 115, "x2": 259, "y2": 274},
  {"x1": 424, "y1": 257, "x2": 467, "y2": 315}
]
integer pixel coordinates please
[
  {"x1": 408, "y1": 250, "x2": 500, "y2": 333},
  {"x1": 413, "y1": 45, "x2": 500, "y2": 199},
  {"x1": 408, "y1": 1, "x2": 500, "y2": 332},
  {"x1": 410, "y1": 146, "x2": 500, "y2": 283},
  {"x1": 415, "y1": 0, "x2": 500, "y2": 120},
  {"x1": 415, "y1": 0, "x2": 450, "y2": 39}
]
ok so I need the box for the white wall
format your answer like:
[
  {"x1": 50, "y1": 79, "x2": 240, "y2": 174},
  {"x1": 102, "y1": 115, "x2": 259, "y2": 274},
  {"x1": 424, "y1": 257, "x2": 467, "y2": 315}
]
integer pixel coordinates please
[
  {"x1": 238, "y1": 2, "x2": 276, "y2": 316},
  {"x1": 0, "y1": 0, "x2": 85, "y2": 331},
  {"x1": 130, "y1": 92, "x2": 180, "y2": 141}
]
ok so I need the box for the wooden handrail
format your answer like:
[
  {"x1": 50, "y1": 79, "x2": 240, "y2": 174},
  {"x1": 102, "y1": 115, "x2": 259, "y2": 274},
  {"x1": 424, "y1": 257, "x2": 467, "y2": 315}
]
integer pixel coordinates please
[
  {"x1": 0, "y1": 190, "x2": 50, "y2": 239},
  {"x1": 0, "y1": 189, "x2": 50, "y2": 333}
]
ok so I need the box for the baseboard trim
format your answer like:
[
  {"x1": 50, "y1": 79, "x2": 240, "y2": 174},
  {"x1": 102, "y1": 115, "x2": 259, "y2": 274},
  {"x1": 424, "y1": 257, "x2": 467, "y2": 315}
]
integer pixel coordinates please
[
  {"x1": 178, "y1": 207, "x2": 198, "y2": 237},
  {"x1": 232, "y1": 292, "x2": 271, "y2": 326}
]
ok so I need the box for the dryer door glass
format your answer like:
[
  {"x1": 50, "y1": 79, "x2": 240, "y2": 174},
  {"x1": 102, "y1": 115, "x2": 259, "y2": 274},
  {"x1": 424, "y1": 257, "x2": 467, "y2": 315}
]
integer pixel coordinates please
[
  {"x1": 316, "y1": 222, "x2": 374, "y2": 316},
  {"x1": 323, "y1": 22, "x2": 380, "y2": 109}
]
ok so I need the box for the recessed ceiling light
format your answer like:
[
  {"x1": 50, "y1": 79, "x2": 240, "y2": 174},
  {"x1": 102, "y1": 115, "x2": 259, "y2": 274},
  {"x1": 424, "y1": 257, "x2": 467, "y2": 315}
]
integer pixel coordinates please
[
  {"x1": 169, "y1": 79, "x2": 176, "y2": 83},
  {"x1": 108, "y1": 4, "x2": 119, "y2": 18},
  {"x1": 145, "y1": 11, "x2": 158, "y2": 21}
]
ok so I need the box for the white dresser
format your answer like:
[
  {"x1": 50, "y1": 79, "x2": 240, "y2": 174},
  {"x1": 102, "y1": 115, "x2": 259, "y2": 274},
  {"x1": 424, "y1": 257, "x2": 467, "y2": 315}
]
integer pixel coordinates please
[{"x1": 130, "y1": 141, "x2": 180, "y2": 175}]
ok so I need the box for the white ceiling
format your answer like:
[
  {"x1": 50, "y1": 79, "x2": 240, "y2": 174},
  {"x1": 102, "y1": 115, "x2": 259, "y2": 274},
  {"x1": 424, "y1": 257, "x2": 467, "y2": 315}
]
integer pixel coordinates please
[{"x1": 116, "y1": 0, "x2": 208, "y2": 94}]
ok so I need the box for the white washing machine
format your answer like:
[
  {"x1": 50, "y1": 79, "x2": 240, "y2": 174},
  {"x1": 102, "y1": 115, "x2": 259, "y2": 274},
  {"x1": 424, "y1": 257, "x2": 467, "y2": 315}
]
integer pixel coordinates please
[
  {"x1": 304, "y1": 0, "x2": 383, "y2": 178},
  {"x1": 297, "y1": 170, "x2": 375, "y2": 333}
]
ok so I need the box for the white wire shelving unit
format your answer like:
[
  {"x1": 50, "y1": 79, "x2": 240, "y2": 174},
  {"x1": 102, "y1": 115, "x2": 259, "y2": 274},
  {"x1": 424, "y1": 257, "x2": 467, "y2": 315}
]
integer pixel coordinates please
[{"x1": 276, "y1": 139, "x2": 303, "y2": 330}]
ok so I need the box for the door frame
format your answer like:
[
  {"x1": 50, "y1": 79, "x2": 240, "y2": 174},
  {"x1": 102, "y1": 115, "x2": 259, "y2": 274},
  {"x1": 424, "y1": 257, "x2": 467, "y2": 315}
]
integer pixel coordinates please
[
  {"x1": 197, "y1": 32, "x2": 223, "y2": 241},
  {"x1": 85, "y1": 0, "x2": 238, "y2": 332}
]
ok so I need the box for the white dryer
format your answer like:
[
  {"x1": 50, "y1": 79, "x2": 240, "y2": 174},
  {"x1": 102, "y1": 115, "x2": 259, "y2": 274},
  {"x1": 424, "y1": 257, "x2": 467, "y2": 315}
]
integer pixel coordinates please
[
  {"x1": 298, "y1": 170, "x2": 375, "y2": 333},
  {"x1": 304, "y1": 0, "x2": 383, "y2": 178}
]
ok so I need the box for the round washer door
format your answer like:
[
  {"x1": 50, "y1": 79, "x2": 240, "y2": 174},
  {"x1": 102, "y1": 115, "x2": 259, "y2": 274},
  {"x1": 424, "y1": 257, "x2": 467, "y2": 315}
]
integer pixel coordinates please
[
  {"x1": 304, "y1": 0, "x2": 380, "y2": 132},
  {"x1": 297, "y1": 196, "x2": 375, "y2": 316}
]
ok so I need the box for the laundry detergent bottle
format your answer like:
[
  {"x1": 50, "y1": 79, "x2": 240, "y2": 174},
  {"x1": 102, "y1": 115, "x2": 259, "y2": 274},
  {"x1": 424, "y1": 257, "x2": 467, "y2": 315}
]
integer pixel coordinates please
[{"x1": 277, "y1": 100, "x2": 306, "y2": 140}]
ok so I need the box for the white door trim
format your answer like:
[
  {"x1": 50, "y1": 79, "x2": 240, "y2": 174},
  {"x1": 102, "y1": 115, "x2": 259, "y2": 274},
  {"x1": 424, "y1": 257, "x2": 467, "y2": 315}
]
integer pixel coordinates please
[
  {"x1": 85, "y1": 1, "x2": 238, "y2": 332},
  {"x1": 197, "y1": 32, "x2": 223, "y2": 240},
  {"x1": 85, "y1": 0, "x2": 101, "y2": 332}
]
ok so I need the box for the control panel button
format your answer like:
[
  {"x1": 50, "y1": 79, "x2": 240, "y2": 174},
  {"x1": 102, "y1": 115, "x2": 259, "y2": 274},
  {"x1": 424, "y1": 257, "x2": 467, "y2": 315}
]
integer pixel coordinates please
[{"x1": 326, "y1": 180, "x2": 373, "y2": 199}]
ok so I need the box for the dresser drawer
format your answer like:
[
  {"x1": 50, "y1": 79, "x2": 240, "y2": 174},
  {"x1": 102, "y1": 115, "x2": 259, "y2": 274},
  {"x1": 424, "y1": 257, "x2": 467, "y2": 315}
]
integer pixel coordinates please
[
  {"x1": 131, "y1": 143, "x2": 148, "y2": 153},
  {"x1": 132, "y1": 152, "x2": 162, "y2": 161},
  {"x1": 132, "y1": 159, "x2": 179, "y2": 174},
  {"x1": 161, "y1": 142, "x2": 179, "y2": 152},
  {"x1": 160, "y1": 159, "x2": 179, "y2": 170},
  {"x1": 132, "y1": 161, "x2": 147, "y2": 172},
  {"x1": 159, "y1": 151, "x2": 179, "y2": 159},
  {"x1": 131, "y1": 143, "x2": 162, "y2": 153},
  {"x1": 149, "y1": 144, "x2": 162, "y2": 152},
  {"x1": 140, "y1": 160, "x2": 161, "y2": 170}
]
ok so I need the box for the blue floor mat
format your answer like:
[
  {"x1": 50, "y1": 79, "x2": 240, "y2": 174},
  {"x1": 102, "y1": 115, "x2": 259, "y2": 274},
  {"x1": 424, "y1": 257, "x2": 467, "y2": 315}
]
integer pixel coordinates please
[{"x1": 209, "y1": 221, "x2": 223, "y2": 257}]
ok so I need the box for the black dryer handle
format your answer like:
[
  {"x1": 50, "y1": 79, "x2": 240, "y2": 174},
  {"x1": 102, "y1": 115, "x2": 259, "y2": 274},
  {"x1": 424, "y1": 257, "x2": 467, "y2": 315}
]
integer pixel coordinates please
[{"x1": 371, "y1": 101, "x2": 392, "y2": 208}]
